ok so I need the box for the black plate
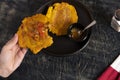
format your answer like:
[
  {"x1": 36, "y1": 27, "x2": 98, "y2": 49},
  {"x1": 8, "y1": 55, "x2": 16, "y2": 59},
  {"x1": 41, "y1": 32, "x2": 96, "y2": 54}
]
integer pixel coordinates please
[{"x1": 36, "y1": 0, "x2": 93, "y2": 56}]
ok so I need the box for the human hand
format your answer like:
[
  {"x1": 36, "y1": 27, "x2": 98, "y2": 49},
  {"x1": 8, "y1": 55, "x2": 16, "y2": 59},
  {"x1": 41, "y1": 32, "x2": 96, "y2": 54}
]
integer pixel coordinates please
[{"x1": 0, "y1": 34, "x2": 27, "y2": 78}]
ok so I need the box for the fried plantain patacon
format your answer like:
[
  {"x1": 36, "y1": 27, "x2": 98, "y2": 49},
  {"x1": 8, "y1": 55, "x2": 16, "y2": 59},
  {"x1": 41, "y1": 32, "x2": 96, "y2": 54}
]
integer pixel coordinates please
[
  {"x1": 17, "y1": 14, "x2": 53, "y2": 54},
  {"x1": 46, "y1": 2, "x2": 78, "y2": 36}
]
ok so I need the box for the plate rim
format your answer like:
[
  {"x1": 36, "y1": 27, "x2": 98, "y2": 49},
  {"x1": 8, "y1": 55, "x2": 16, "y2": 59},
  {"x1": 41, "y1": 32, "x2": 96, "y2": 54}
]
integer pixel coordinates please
[{"x1": 36, "y1": 0, "x2": 93, "y2": 56}]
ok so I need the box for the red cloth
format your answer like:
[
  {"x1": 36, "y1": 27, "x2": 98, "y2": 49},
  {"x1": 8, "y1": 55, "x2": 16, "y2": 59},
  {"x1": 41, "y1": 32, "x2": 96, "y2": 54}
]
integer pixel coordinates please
[
  {"x1": 98, "y1": 55, "x2": 120, "y2": 80},
  {"x1": 97, "y1": 55, "x2": 120, "y2": 80},
  {"x1": 98, "y1": 66, "x2": 119, "y2": 80}
]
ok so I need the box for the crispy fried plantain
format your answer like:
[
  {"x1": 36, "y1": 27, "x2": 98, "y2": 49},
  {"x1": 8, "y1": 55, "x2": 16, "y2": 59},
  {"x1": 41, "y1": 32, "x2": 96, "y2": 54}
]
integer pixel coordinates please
[
  {"x1": 46, "y1": 2, "x2": 78, "y2": 36},
  {"x1": 17, "y1": 14, "x2": 53, "y2": 54},
  {"x1": 17, "y1": 2, "x2": 78, "y2": 54}
]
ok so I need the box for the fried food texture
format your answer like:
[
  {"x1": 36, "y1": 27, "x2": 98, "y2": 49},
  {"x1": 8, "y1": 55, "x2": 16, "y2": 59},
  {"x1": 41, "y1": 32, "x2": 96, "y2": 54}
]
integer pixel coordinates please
[
  {"x1": 46, "y1": 2, "x2": 78, "y2": 36},
  {"x1": 17, "y1": 2, "x2": 78, "y2": 54},
  {"x1": 17, "y1": 14, "x2": 53, "y2": 54}
]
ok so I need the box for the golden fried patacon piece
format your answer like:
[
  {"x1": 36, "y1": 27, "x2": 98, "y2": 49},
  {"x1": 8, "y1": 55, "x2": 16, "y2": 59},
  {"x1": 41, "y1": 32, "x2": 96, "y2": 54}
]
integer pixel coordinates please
[
  {"x1": 46, "y1": 2, "x2": 78, "y2": 36},
  {"x1": 17, "y1": 14, "x2": 53, "y2": 54}
]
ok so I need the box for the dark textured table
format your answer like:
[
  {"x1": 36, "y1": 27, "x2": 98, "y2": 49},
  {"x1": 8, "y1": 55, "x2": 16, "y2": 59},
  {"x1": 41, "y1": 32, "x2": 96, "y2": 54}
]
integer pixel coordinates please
[{"x1": 0, "y1": 0, "x2": 120, "y2": 80}]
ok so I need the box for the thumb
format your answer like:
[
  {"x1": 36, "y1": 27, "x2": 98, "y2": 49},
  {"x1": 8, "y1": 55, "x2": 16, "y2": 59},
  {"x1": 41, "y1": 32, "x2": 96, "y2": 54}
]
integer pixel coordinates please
[
  {"x1": 5, "y1": 33, "x2": 18, "y2": 49},
  {"x1": 13, "y1": 48, "x2": 27, "y2": 70}
]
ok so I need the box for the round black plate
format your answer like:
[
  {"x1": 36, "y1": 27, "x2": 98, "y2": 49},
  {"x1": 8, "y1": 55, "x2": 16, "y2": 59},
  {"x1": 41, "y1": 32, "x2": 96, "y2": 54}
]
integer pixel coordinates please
[{"x1": 36, "y1": 0, "x2": 93, "y2": 56}]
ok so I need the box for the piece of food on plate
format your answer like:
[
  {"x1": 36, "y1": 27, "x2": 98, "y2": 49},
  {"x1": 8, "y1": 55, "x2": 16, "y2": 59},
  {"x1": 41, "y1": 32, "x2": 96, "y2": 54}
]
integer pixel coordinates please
[
  {"x1": 17, "y1": 14, "x2": 53, "y2": 54},
  {"x1": 46, "y1": 2, "x2": 78, "y2": 36}
]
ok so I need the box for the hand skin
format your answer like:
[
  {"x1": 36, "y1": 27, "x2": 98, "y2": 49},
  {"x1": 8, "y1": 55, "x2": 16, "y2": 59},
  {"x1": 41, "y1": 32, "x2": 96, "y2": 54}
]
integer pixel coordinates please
[{"x1": 0, "y1": 34, "x2": 27, "y2": 78}]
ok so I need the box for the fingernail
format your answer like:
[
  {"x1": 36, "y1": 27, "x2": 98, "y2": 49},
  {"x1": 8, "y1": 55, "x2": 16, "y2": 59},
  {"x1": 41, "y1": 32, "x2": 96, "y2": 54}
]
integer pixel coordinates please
[
  {"x1": 14, "y1": 33, "x2": 17, "y2": 37},
  {"x1": 14, "y1": 33, "x2": 18, "y2": 38}
]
